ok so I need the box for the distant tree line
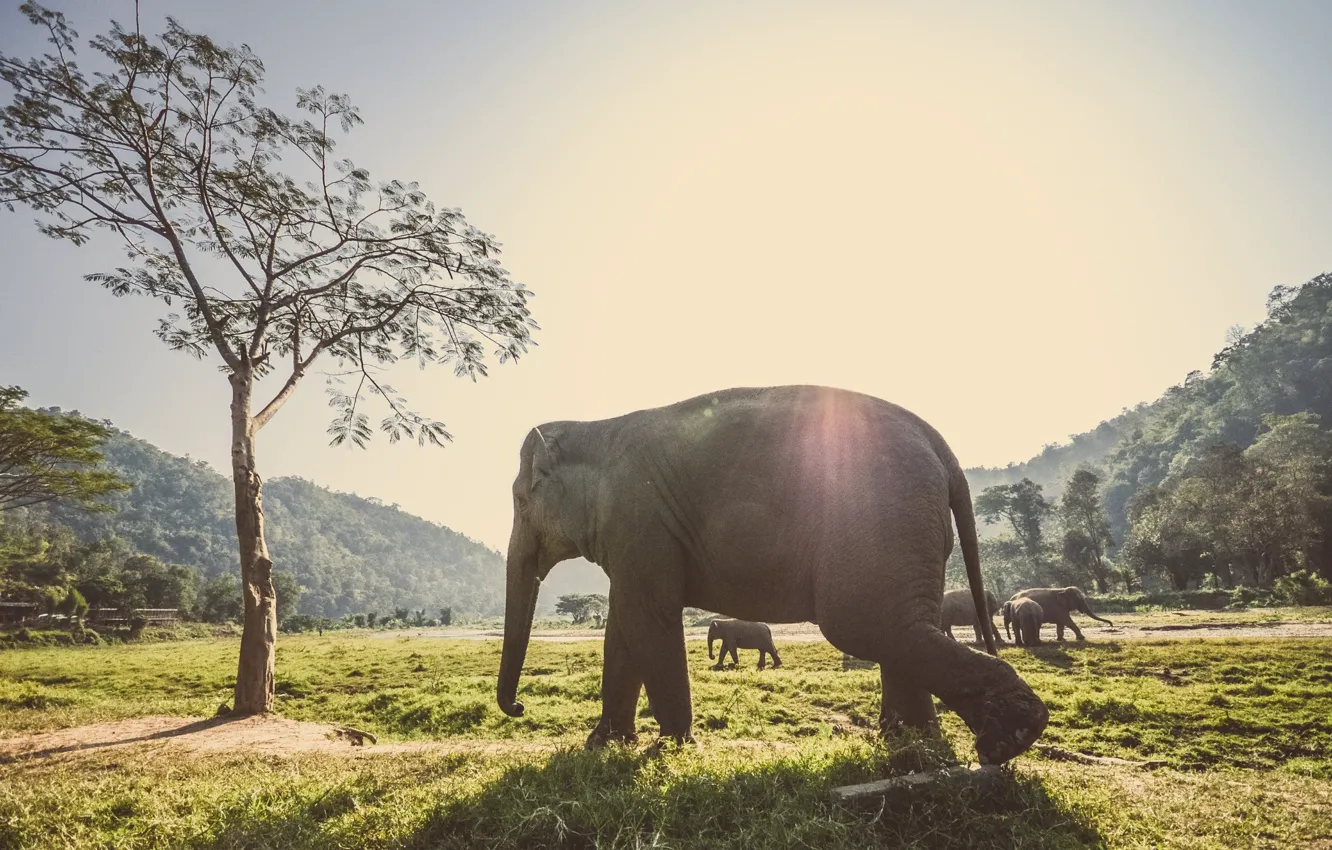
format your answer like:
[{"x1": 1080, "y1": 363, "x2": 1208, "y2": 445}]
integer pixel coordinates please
[
  {"x1": 954, "y1": 274, "x2": 1332, "y2": 605},
  {"x1": 955, "y1": 417, "x2": 1332, "y2": 603},
  {"x1": 1, "y1": 508, "x2": 466, "y2": 631}
]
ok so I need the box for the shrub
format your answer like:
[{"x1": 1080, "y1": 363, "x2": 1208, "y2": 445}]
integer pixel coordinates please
[
  {"x1": 1272, "y1": 570, "x2": 1332, "y2": 606},
  {"x1": 280, "y1": 614, "x2": 322, "y2": 633}
]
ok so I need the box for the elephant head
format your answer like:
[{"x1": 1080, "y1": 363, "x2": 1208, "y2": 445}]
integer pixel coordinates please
[
  {"x1": 1060, "y1": 587, "x2": 1113, "y2": 625},
  {"x1": 497, "y1": 426, "x2": 588, "y2": 718}
]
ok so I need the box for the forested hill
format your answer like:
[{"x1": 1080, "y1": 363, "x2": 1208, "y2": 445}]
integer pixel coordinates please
[
  {"x1": 41, "y1": 424, "x2": 508, "y2": 617},
  {"x1": 964, "y1": 273, "x2": 1332, "y2": 543}
]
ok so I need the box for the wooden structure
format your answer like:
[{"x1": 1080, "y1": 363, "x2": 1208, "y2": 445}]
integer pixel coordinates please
[
  {"x1": 0, "y1": 601, "x2": 38, "y2": 625},
  {"x1": 87, "y1": 607, "x2": 180, "y2": 627}
]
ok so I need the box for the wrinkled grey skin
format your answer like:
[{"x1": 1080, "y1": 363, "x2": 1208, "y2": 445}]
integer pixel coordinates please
[
  {"x1": 496, "y1": 386, "x2": 1048, "y2": 765},
  {"x1": 940, "y1": 588, "x2": 1003, "y2": 645},
  {"x1": 1003, "y1": 598, "x2": 1044, "y2": 646},
  {"x1": 708, "y1": 618, "x2": 782, "y2": 670},
  {"x1": 1011, "y1": 586, "x2": 1114, "y2": 641}
]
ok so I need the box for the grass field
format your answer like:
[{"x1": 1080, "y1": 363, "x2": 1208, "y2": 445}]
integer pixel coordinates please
[{"x1": 1, "y1": 630, "x2": 1330, "y2": 848}]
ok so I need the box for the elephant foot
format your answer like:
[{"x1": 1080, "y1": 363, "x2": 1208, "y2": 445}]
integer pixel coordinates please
[
  {"x1": 644, "y1": 734, "x2": 696, "y2": 757},
  {"x1": 942, "y1": 676, "x2": 1048, "y2": 766},
  {"x1": 972, "y1": 687, "x2": 1048, "y2": 765},
  {"x1": 585, "y1": 723, "x2": 638, "y2": 749},
  {"x1": 710, "y1": 663, "x2": 724, "y2": 671},
  {"x1": 1076, "y1": 635, "x2": 1086, "y2": 641}
]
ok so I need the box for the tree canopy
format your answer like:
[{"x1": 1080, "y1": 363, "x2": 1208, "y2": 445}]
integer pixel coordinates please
[{"x1": 0, "y1": 387, "x2": 129, "y2": 512}]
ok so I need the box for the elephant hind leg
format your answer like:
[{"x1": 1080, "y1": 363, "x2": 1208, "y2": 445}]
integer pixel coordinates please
[
  {"x1": 757, "y1": 649, "x2": 766, "y2": 670},
  {"x1": 880, "y1": 669, "x2": 937, "y2": 732},
  {"x1": 832, "y1": 619, "x2": 1048, "y2": 765}
]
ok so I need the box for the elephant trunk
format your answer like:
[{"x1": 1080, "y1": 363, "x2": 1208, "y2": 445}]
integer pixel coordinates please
[
  {"x1": 1003, "y1": 603, "x2": 1013, "y2": 640},
  {"x1": 1086, "y1": 609, "x2": 1114, "y2": 626},
  {"x1": 707, "y1": 622, "x2": 717, "y2": 660},
  {"x1": 497, "y1": 542, "x2": 539, "y2": 718}
]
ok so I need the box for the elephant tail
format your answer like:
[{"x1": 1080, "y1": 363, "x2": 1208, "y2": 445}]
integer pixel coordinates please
[{"x1": 950, "y1": 467, "x2": 997, "y2": 657}]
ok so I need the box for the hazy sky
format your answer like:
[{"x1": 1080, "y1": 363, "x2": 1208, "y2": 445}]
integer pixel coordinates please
[{"x1": 3, "y1": 0, "x2": 1332, "y2": 552}]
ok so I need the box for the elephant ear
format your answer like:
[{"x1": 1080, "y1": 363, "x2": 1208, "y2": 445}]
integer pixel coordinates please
[{"x1": 530, "y1": 427, "x2": 558, "y2": 485}]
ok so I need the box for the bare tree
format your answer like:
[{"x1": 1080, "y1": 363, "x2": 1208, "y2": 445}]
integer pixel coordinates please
[{"x1": 0, "y1": 3, "x2": 537, "y2": 712}]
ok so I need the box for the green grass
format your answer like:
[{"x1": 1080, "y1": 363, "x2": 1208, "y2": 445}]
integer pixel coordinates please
[{"x1": 1, "y1": 634, "x2": 1330, "y2": 848}]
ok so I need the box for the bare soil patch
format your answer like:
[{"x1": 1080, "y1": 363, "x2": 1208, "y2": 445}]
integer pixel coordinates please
[{"x1": 0, "y1": 715, "x2": 551, "y2": 764}]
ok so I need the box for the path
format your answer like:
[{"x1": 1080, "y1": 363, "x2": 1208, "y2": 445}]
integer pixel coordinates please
[{"x1": 380, "y1": 619, "x2": 1332, "y2": 643}]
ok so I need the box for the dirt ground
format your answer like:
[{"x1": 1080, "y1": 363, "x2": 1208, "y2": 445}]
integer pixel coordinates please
[
  {"x1": 0, "y1": 715, "x2": 557, "y2": 763},
  {"x1": 384, "y1": 616, "x2": 1332, "y2": 644}
]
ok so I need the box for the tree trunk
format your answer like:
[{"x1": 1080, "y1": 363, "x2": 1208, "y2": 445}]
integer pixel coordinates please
[{"x1": 230, "y1": 372, "x2": 277, "y2": 714}]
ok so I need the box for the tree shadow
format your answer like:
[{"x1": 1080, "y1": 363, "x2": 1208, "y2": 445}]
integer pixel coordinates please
[{"x1": 0, "y1": 715, "x2": 242, "y2": 764}]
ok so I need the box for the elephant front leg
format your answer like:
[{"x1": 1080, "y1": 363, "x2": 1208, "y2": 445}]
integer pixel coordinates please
[
  {"x1": 710, "y1": 641, "x2": 726, "y2": 671},
  {"x1": 618, "y1": 592, "x2": 694, "y2": 745},
  {"x1": 586, "y1": 611, "x2": 642, "y2": 748},
  {"x1": 1067, "y1": 618, "x2": 1086, "y2": 640},
  {"x1": 757, "y1": 649, "x2": 767, "y2": 670},
  {"x1": 769, "y1": 646, "x2": 782, "y2": 668}
]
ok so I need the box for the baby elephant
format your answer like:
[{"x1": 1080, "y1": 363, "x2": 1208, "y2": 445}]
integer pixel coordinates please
[
  {"x1": 707, "y1": 618, "x2": 782, "y2": 670},
  {"x1": 1003, "y1": 598, "x2": 1044, "y2": 647},
  {"x1": 1010, "y1": 586, "x2": 1113, "y2": 641},
  {"x1": 940, "y1": 588, "x2": 1003, "y2": 645}
]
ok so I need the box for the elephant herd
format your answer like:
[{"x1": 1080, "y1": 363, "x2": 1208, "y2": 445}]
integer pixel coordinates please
[
  {"x1": 708, "y1": 584, "x2": 1114, "y2": 674},
  {"x1": 940, "y1": 585, "x2": 1115, "y2": 647},
  {"x1": 496, "y1": 385, "x2": 1108, "y2": 764}
]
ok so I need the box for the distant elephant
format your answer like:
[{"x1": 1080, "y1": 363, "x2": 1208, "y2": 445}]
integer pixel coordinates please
[
  {"x1": 708, "y1": 618, "x2": 782, "y2": 670},
  {"x1": 940, "y1": 588, "x2": 1003, "y2": 645},
  {"x1": 1003, "y1": 598, "x2": 1044, "y2": 647},
  {"x1": 495, "y1": 385, "x2": 1048, "y2": 765},
  {"x1": 1010, "y1": 586, "x2": 1113, "y2": 641}
]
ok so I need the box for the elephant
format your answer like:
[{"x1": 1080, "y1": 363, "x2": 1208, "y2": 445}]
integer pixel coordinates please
[
  {"x1": 940, "y1": 588, "x2": 1003, "y2": 645},
  {"x1": 496, "y1": 385, "x2": 1048, "y2": 765},
  {"x1": 1010, "y1": 586, "x2": 1114, "y2": 641},
  {"x1": 707, "y1": 618, "x2": 782, "y2": 670},
  {"x1": 1003, "y1": 598, "x2": 1044, "y2": 647}
]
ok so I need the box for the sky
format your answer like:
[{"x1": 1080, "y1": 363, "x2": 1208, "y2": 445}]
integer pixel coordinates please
[{"x1": 3, "y1": 0, "x2": 1332, "y2": 553}]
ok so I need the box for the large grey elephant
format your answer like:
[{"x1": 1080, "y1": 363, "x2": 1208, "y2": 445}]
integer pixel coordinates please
[
  {"x1": 1010, "y1": 586, "x2": 1113, "y2": 641},
  {"x1": 1003, "y1": 598, "x2": 1043, "y2": 647},
  {"x1": 708, "y1": 618, "x2": 781, "y2": 670},
  {"x1": 940, "y1": 588, "x2": 1003, "y2": 645},
  {"x1": 496, "y1": 386, "x2": 1048, "y2": 765}
]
